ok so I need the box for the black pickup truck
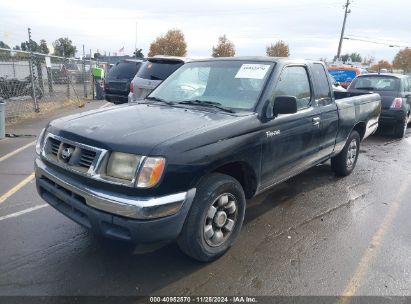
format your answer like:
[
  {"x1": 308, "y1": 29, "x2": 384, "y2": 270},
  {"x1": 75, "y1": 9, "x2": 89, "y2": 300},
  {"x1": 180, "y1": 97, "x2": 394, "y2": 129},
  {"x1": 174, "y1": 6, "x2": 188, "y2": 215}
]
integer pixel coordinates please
[{"x1": 35, "y1": 57, "x2": 381, "y2": 261}]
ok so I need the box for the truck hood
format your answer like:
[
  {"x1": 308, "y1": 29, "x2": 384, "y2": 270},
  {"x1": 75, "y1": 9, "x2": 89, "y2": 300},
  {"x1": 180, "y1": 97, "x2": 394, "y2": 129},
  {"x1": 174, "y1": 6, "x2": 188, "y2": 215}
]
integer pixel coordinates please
[{"x1": 47, "y1": 103, "x2": 245, "y2": 155}]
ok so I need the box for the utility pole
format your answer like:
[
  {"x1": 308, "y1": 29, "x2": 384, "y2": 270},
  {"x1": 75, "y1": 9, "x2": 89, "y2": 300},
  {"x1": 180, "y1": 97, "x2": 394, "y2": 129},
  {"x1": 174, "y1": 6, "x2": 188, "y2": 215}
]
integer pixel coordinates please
[
  {"x1": 27, "y1": 27, "x2": 39, "y2": 112},
  {"x1": 82, "y1": 44, "x2": 87, "y2": 98},
  {"x1": 336, "y1": 0, "x2": 352, "y2": 60}
]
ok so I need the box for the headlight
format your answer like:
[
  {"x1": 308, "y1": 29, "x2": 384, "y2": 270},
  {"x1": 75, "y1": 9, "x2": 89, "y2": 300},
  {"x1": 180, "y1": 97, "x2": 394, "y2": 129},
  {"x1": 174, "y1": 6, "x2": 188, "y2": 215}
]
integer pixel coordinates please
[
  {"x1": 104, "y1": 153, "x2": 166, "y2": 188},
  {"x1": 137, "y1": 157, "x2": 166, "y2": 188},
  {"x1": 106, "y1": 152, "x2": 142, "y2": 181},
  {"x1": 35, "y1": 128, "x2": 46, "y2": 155}
]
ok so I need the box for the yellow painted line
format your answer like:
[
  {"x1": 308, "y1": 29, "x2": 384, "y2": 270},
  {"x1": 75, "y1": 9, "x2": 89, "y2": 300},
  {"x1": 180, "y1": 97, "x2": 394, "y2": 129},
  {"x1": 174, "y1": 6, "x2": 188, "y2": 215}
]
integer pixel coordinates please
[
  {"x1": 0, "y1": 140, "x2": 36, "y2": 163},
  {"x1": 0, "y1": 172, "x2": 35, "y2": 205},
  {"x1": 339, "y1": 179, "x2": 410, "y2": 304}
]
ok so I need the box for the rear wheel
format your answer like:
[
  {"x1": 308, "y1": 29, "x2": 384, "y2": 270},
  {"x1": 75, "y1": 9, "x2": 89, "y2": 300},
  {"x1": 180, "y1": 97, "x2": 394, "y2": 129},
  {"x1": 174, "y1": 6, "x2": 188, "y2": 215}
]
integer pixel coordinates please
[
  {"x1": 178, "y1": 173, "x2": 246, "y2": 262},
  {"x1": 393, "y1": 115, "x2": 408, "y2": 139},
  {"x1": 331, "y1": 130, "x2": 360, "y2": 176}
]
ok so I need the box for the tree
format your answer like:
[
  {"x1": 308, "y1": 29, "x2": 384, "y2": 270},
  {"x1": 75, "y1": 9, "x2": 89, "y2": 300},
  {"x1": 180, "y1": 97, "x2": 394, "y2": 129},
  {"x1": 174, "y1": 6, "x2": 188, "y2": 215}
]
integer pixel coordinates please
[
  {"x1": 20, "y1": 40, "x2": 40, "y2": 52},
  {"x1": 266, "y1": 40, "x2": 289, "y2": 57},
  {"x1": 212, "y1": 35, "x2": 235, "y2": 57},
  {"x1": 335, "y1": 52, "x2": 363, "y2": 63},
  {"x1": 362, "y1": 56, "x2": 375, "y2": 66},
  {"x1": 148, "y1": 29, "x2": 187, "y2": 57},
  {"x1": 38, "y1": 39, "x2": 49, "y2": 54},
  {"x1": 370, "y1": 60, "x2": 392, "y2": 72},
  {"x1": 133, "y1": 48, "x2": 144, "y2": 59},
  {"x1": 13, "y1": 45, "x2": 21, "y2": 50},
  {"x1": 53, "y1": 37, "x2": 77, "y2": 57},
  {"x1": 393, "y1": 48, "x2": 411, "y2": 72},
  {"x1": 0, "y1": 41, "x2": 10, "y2": 49}
]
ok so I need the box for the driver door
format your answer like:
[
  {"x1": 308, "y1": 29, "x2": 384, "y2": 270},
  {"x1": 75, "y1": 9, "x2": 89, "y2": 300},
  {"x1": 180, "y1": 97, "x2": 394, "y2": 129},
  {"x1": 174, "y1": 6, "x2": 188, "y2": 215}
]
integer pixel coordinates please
[{"x1": 260, "y1": 65, "x2": 322, "y2": 189}]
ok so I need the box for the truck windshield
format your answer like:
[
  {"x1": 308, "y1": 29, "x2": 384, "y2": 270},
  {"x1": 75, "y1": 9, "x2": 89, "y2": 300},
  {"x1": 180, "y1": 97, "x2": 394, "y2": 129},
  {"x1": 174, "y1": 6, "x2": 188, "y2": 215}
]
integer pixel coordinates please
[{"x1": 148, "y1": 61, "x2": 274, "y2": 110}]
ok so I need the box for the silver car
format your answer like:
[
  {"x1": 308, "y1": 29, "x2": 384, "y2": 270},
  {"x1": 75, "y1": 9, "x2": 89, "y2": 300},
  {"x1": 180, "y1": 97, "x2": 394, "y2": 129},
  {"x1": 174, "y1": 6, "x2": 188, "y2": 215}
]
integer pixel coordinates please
[{"x1": 128, "y1": 56, "x2": 193, "y2": 102}]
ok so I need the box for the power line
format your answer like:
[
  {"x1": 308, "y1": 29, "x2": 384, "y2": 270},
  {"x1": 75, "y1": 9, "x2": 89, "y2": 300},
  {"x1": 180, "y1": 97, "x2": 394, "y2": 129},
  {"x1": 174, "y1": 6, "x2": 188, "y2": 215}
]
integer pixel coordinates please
[{"x1": 344, "y1": 36, "x2": 410, "y2": 48}]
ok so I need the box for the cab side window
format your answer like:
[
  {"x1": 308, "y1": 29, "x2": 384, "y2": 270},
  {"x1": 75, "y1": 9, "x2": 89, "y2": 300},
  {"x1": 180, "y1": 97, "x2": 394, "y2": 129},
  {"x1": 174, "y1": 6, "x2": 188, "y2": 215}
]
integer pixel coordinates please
[
  {"x1": 274, "y1": 66, "x2": 311, "y2": 110},
  {"x1": 312, "y1": 63, "x2": 332, "y2": 106}
]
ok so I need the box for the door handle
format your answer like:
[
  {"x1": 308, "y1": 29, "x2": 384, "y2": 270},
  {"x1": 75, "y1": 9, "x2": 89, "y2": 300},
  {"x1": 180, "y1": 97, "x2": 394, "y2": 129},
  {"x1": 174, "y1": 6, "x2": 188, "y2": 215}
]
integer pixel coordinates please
[{"x1": 312, "y1": 117, "x2": 321, "y2": 126}]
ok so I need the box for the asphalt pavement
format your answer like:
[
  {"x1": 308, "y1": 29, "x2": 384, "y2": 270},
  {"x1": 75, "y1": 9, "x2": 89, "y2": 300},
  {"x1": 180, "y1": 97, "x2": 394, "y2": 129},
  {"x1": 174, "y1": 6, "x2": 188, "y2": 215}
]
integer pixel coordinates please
[{"x1": 0, "y1": 103, "x2": 411, "y2": 298}]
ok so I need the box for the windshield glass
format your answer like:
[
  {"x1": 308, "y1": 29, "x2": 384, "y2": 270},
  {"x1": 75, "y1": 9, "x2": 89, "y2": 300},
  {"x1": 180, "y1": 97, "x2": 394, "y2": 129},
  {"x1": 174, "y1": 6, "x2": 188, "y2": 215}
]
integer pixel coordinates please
[
  {"x1": 108, "y1": 61, "x2": 141, "y2": 80},
  {"x1": 352, "y1": 76, "x2": 400, "y2": 91},
  {"x1": 328, "y1": 69, "x2": 357, "y2": 83},
  {"x1": 148, "y1": 61, "x2": 273, "y2": 110}
]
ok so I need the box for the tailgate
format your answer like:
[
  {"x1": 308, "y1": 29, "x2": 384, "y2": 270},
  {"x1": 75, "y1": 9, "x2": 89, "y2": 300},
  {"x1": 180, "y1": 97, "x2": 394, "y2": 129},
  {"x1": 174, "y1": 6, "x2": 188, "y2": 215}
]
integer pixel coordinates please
[
  {"x1": 106, "y1": 79, "x2": 130, "y2": 94},
  {"x1": 133, "y1": 78, "x2": 161, "y2": 100}
]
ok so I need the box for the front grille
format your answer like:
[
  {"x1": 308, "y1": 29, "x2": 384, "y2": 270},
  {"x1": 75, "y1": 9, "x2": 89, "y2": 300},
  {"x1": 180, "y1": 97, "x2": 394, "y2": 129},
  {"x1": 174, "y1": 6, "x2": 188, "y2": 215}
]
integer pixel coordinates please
[
  {"x1": 79, "y1": 150, "x2": 97, "y2": 168},
  {"x1": 42, "y1": 135, "x2": 105, "y2": 175},
  {"x1": 49, "y1": 137, "x2": 61, "y2": 156}
]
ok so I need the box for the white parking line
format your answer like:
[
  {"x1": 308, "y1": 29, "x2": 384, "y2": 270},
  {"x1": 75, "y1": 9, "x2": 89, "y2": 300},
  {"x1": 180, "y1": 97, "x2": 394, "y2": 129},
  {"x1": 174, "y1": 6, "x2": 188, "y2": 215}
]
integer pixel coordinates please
[{"x1": 0, "y1": 204, "x2": 48, "y2": 222}]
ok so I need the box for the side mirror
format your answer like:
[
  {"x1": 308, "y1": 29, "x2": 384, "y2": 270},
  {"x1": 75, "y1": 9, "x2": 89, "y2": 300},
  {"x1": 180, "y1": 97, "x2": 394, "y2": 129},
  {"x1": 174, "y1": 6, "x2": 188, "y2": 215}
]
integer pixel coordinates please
[{"x1": 273, "y1": 96, "x2": 298, "y2": 115}]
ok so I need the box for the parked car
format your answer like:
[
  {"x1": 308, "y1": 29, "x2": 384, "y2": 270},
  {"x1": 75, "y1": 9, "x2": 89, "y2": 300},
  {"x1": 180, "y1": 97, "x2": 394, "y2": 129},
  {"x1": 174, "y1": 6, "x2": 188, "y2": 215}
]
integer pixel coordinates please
[
  {"x1": 35, "y1": 57, "x2": 381, "y2": 262},
  {"x1": 348, "y1": 73, "x2": 411, "y2": 138},
  {"x1": 128, "y1": 56, "x2": 192, "y2": 102},
  {"x1": 104, "y1": 59, "x2": 143, "y2": 104},
  {"x1": 329, "y1": 74, "x2": 346, "y2": 92},
  {"x1": 51, "y1": 63, "x2": 83, "y2": 84},
  {"x1": 328, "y1": 65, "x2": 368, "y2": 88}
]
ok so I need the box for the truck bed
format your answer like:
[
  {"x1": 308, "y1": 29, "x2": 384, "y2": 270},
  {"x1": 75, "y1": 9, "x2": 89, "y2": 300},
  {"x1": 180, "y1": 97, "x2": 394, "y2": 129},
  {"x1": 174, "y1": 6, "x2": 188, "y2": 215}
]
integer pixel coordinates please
[{"x1": 333, "y1": 92, "x2": 381, "y2": 155}]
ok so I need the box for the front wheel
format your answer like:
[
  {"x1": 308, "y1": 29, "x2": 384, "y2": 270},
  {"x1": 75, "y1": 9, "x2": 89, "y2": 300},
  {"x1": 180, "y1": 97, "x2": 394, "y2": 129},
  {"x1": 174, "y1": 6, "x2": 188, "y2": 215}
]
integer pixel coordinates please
[
  {"x1": 178, "y1": 173, "x2": 246, "y2": 262},
  {"x1": 331, "y1": 130, "x2": 360, "y2": 176}
]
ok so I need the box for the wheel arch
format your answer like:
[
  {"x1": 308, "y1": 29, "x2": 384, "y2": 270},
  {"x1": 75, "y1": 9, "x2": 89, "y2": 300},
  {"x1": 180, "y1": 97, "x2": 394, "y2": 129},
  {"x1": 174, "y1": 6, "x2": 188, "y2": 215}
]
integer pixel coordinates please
[
  {"x1": 206, "y1": 161, "x2": 258, "y2": 199},
  {"x1": 352, "y1": 121, "x2": 366, "y2": 141}
]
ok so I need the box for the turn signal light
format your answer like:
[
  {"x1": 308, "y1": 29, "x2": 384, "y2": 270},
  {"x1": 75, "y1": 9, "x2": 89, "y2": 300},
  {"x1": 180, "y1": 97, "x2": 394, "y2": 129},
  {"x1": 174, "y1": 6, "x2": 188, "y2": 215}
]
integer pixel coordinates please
[
  {"x1": 137, "y1": 157, "x2": 166, "y2": 188},
  {"x1": 391, "y1": 98, "x2": 402, "y2": 108}
]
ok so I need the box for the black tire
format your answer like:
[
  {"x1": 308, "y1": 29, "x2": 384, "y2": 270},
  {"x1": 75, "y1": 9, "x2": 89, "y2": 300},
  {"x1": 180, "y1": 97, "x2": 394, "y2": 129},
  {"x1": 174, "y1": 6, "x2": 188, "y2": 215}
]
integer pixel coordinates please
[
  {"x1": 393, "y1": 116, "x2": 408, "y2": 139},
  {"x1": 331, "y1": 130, "x2": 360, "y2": 177},
  {"x1": 178, "y1": 173, "x2": 246, "y2": 262}
]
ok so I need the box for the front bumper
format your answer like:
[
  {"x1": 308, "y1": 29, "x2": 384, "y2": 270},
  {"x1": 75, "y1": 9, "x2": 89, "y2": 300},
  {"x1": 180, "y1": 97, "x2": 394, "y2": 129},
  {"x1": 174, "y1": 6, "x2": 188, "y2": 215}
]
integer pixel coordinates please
[
  {"x1": 379, "y1": 109, "x2": 406, "y2": 126},
  {"x1": 35, "y1": 158, "x2": 196, "y2": 243}
]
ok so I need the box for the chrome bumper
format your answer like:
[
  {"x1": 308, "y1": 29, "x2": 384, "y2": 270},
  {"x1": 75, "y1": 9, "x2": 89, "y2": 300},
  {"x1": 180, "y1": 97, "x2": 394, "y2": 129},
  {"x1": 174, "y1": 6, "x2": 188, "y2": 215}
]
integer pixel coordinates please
[{"x1": 35, "y1": 157, "x2": 196, "y2": 220}]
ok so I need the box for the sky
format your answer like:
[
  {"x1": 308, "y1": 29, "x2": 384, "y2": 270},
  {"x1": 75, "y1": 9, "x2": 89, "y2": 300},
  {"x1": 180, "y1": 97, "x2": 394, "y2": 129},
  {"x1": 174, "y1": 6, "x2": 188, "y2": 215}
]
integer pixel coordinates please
[{"x1": 0, "y1": 0, "x2": 410, "y2": 62}]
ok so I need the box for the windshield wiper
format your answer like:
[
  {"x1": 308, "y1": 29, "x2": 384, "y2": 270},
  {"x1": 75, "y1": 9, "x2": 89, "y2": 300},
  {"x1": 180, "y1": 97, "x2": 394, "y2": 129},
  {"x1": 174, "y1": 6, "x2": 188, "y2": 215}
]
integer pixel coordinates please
[
  {"x1": 178, "y1": 100, "x2": 235, "y2": 113},
  {"x1": 145, "y1": 96, "x2": 175, "y2": 105}
]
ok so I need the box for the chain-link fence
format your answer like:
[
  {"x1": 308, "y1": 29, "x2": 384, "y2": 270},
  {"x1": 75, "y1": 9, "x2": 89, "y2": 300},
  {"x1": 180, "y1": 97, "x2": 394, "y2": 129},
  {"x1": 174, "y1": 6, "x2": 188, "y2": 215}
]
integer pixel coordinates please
[{"x1": 0, "y1": 47, "x2": 107, "y2": 124}]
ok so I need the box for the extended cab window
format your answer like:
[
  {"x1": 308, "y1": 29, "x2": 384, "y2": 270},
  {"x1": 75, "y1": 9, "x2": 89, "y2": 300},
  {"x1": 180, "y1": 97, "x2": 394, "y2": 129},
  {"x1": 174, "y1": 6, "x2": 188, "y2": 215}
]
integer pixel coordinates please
[
  {"x1": 312, "y1": 63, "x2": 332, "y2": 106},
  {"x1": 274, "y1": 66, "x2": 311, "y2": 110}
]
